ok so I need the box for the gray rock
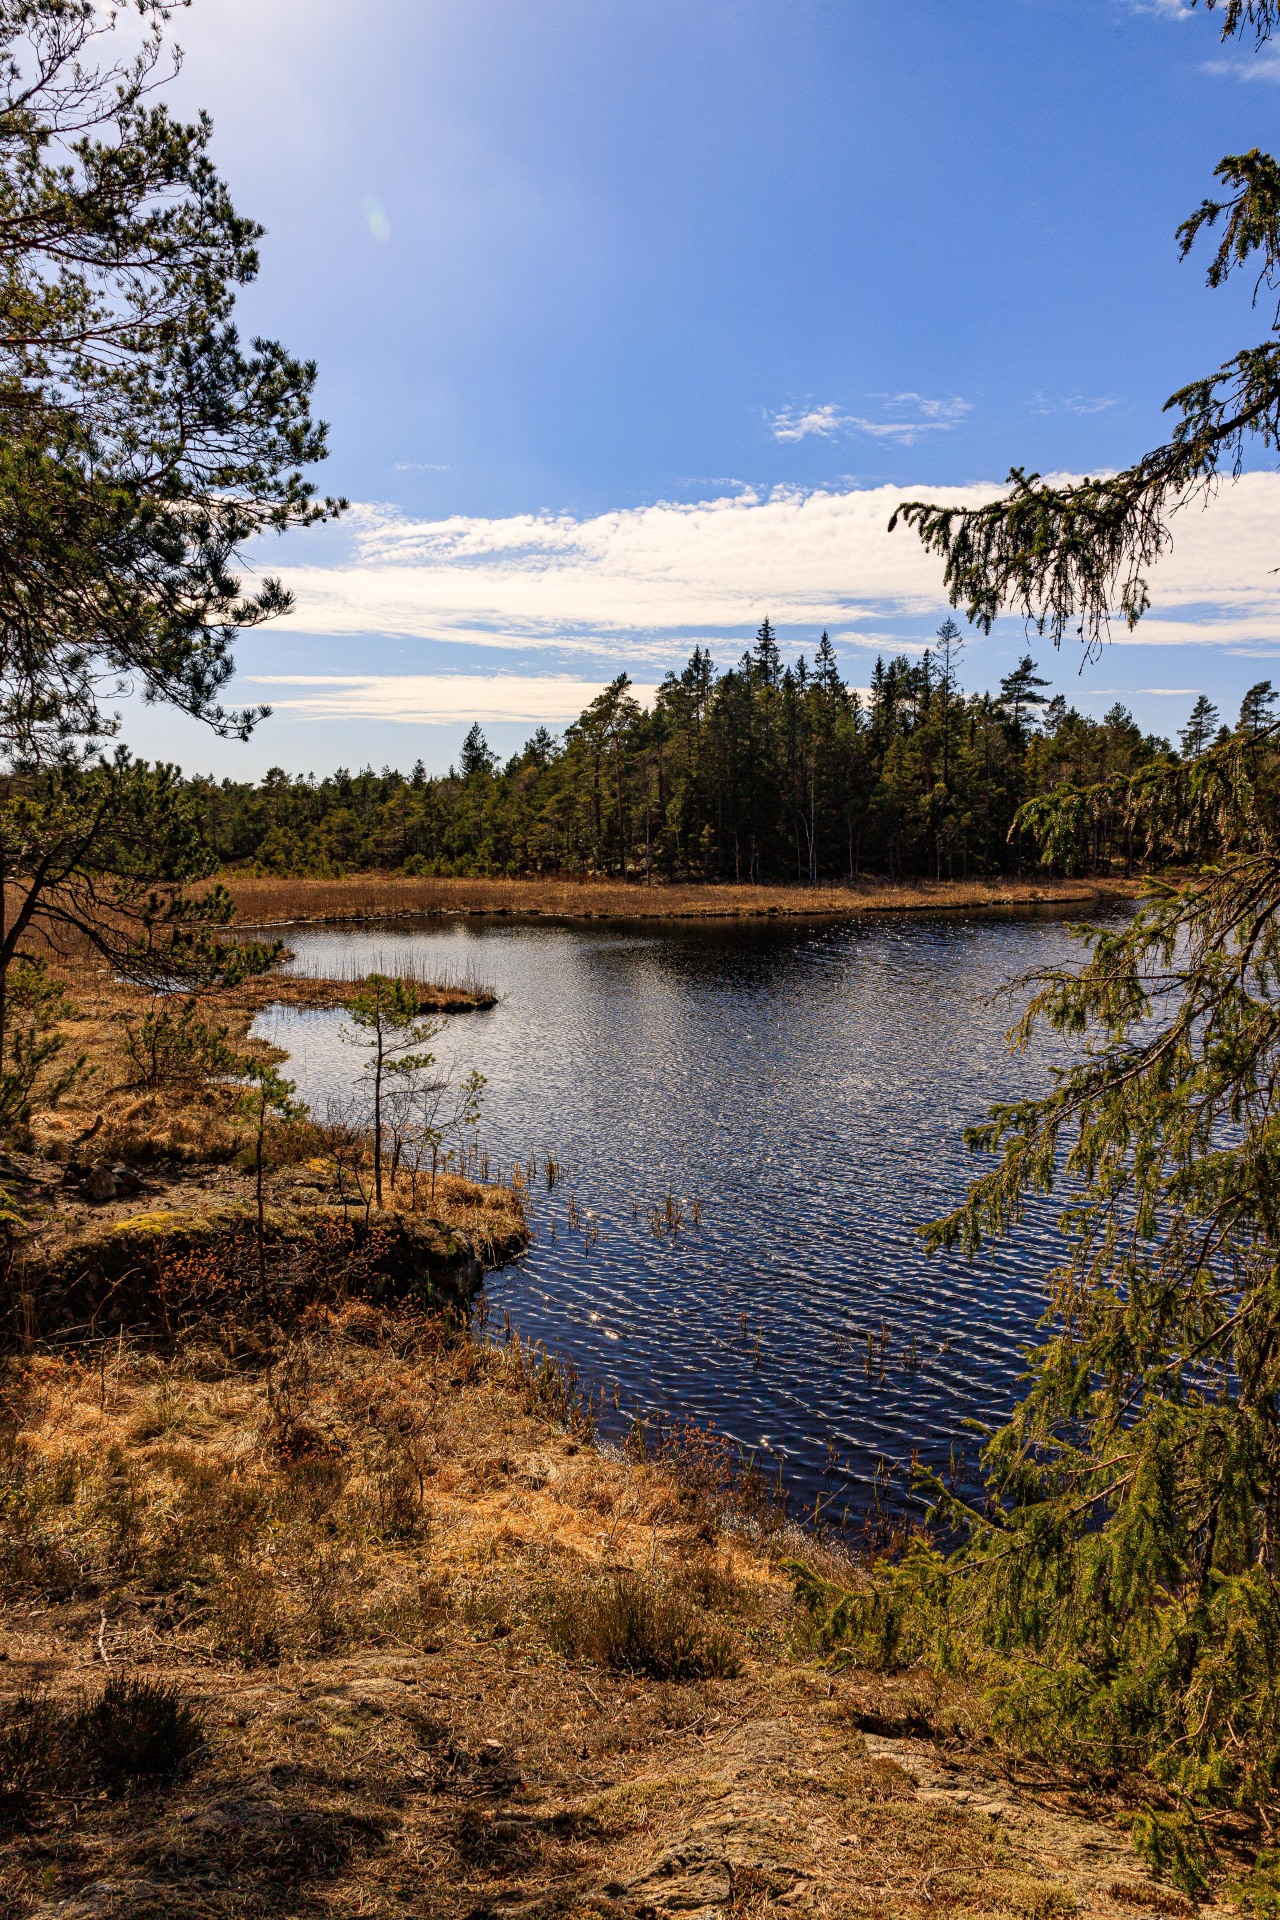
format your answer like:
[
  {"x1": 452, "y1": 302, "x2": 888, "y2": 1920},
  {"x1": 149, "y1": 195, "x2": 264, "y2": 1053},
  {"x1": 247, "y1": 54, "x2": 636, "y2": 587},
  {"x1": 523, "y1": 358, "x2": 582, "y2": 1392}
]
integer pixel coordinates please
[{"x1": 83, "y1": 1166, "x2": 117, "y2": 1203}]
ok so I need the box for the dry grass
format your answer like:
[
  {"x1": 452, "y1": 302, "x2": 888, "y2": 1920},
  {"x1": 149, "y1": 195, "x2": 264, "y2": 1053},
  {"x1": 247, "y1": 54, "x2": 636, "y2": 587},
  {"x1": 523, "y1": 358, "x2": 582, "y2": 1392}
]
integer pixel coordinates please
[
  {"x1": 222, "y1": 870, "x2": 1142, "y2": 927},
  {"x1": 0, "y1": 1314, "x2": 1179, "y2": 1920},
  {"x1": 19, "y1": 957, "x2": 496, "y2": 1166},
  {"x1": 215, "y1": 969, "x2": 497, "y2": 1015},
  {"x1": 0, "y1": 959, "x2": 529, "y2": 1327},
  {"x1": 541, "y1": 1568, "x2": 742, "y2": 1679}
]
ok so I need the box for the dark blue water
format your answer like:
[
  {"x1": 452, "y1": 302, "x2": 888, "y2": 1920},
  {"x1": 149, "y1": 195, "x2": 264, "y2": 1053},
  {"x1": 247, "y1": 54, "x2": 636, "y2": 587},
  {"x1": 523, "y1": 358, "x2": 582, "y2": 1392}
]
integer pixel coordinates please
[{"x1": 252, "y1": 910, "x2": 1107, "y2": 1520}]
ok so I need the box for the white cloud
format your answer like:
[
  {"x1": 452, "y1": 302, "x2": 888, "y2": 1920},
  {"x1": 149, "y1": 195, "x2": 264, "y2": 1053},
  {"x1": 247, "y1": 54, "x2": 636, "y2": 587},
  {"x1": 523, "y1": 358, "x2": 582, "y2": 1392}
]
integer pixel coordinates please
[
  {"x1": 770, "y1": 404, "x2": 846, "y2": 443},
  {"x1": 1031, "y1": 393, "x2": 1119, "y2": 416},
  {"x1": 271, "y1": 484, "x2": 962, "y2": 654},
  {"x1": 1202, "y1": 51, "x2": 1280, "y2": 79},
  {"x1": 769, "y1": 393, "x2": 972, "y2": 446},
  {"x1": 249, "y1": 472, "x2": 1280, "y2": 728},
  {"x1": 268, "y1": 472, "x2": 1280, "y2": 660},
  {"x1": 245, "y1": 674, "x2": 656, "y2": 725}
]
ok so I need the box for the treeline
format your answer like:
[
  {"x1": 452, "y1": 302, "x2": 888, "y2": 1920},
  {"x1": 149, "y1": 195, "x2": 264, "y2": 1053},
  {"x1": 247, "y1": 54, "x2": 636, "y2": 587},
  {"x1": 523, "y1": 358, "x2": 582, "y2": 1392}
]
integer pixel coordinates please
[{"x1": 194, "y1": 621, "x2": 1220, "y2": 882}]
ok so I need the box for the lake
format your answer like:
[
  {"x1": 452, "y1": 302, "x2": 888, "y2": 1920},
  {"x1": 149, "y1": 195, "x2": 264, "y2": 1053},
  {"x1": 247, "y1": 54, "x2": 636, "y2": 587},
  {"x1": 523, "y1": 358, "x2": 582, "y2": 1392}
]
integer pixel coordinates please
[{"x1": 252, "y1": 908, "x2": 1108, "y2": 1525}]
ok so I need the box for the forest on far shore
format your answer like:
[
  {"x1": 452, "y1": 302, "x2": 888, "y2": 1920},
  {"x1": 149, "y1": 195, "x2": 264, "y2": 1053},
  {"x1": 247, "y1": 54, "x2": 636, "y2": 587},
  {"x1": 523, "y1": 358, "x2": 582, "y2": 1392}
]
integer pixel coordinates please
[{"x1": 193, "y1": 621, "x2": 1233, "y2": 882}]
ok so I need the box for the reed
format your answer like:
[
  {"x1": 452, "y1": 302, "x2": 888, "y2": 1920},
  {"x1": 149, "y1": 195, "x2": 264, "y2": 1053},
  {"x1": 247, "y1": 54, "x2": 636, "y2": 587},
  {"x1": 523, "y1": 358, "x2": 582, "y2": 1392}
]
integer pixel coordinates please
[
  {"x1": 220, "y1": 870, "x2": 1138, "y2": 928},
  {"x1": 276, "y1": 949, "x2": 496, "y2": 1000}
]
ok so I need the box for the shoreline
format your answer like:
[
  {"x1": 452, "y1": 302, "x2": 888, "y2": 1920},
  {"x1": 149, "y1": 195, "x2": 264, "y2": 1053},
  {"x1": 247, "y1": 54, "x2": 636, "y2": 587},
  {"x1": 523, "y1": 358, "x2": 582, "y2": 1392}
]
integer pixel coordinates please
[
  {"x1": 222, "y1": 870, "x2": 1144, "y2": 929},
  {"x1": 0, "y1": 1294, "x2": 1192, "y2": 1920}
]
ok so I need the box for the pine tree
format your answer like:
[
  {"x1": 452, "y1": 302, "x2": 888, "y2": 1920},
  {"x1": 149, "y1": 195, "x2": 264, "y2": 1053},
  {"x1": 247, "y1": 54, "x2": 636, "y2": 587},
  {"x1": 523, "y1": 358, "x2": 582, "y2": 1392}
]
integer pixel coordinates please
[
  {"x1": 0, "y1": 2, "x2": 335, "y2": 754},
  {"x1": 459, "y1": 724, "x2": 497, "y2": 779},
  {"x1": 997, "y1": 655, "x2": 1051, "y2": 737},
  {"x1": 1239, "y1": 680, "x2": 1278, "y2": 737},
  {"x1": 1178, "y1": 694, "x2": 1220, "y2": 758}
]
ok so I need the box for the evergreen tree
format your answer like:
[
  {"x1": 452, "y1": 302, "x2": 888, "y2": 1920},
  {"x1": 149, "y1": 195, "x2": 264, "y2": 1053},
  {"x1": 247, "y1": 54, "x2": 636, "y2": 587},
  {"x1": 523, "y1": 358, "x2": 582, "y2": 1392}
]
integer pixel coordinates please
[
  {"x1": 935, "y1": 617, "x2": 965, "y2": 790},
  {"x1": 997, "y1": 655, "x2": 1051, "y2": 737},
  {"x1": 0, "y1": 1, "x2": 335, "y2": 754},
  {"x1": 341, "y1": 975, "x2": 441, "y2": 1209},
  {"x1": 752, "y1": 617, "x2": 782, "y2": 690},
  {"x1": 874, "y1": 0, "x2": 1280, "y2": 1877},
  {"x1": 1179, "y1": 693, "x2": 1221, "y2": 758},
  {"x1": 174, "y1": 635, "x2": 1178, "y2": 888},
  {"x1": 459, "y1": 724, "x2": 497, "y2": 779},
  {"x1": 1239, "y1": 679, "x2": 1278, "y2": 737}
]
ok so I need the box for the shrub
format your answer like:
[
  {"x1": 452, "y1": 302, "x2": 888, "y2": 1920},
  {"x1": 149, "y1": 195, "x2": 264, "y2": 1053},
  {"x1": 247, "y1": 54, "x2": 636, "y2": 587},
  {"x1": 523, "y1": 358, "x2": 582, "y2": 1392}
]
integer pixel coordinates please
[
  {"x1": 544, "y1": 1570, "x2": 740, "y2": 1680},
  {"x1": 74, "y1": 1674, "x2": 204, "y2": 1781},
  {"x1": 0, "y1": 1677, "x2": 204, "y2": 1812},
  {"x1": 209, "y1": 1565, "x2": 282, "y2": 1666},
  {"x1": 0, "y1": 1694, "x2": 60, "y2": 1813}
]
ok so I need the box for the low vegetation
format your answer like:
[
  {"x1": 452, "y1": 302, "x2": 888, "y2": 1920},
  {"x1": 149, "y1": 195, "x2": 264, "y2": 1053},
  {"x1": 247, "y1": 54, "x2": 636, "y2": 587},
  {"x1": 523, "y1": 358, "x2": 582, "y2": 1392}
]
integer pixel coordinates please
[
  {"x1": 0, "y1": 1303, "x2": 1185, "y2": 1920},
  {"x1": 222, "y1": 868, "x2": 1134, "y2": 927},
  {"x1": 542, "y1": 1568, "x2": 742, "y2": 1680}
]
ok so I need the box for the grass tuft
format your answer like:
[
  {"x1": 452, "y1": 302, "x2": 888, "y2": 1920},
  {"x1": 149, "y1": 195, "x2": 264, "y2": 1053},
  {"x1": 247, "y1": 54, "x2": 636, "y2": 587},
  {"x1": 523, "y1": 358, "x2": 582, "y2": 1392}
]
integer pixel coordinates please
[
  {"x1": 543, "y1": 1569, "x2": 740, "y2": 1680},
  {"x1": 0, "y1": 1676, "x2": 203, "y2": 1815},
  {"x1": 74, "y1": 1673, "x2": 205, "y2": 1781},
  {"x1": 0, "y1": 1694, "x2": 60, "y2": 1813}
]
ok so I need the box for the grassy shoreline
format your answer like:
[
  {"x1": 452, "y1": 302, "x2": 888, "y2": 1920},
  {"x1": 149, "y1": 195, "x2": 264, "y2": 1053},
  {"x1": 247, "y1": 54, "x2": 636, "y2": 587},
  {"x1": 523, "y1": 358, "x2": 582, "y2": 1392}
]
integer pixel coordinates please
[
  {"x1": 0, "y1": 946, "x2": 1219, "y2": 1917},
  {"x1": 0, "y1": 1300, "x2": 1198, "y2": 1920},
  {"x1": 222, "y1": 870, "x2": 1143, "y2": 928}
]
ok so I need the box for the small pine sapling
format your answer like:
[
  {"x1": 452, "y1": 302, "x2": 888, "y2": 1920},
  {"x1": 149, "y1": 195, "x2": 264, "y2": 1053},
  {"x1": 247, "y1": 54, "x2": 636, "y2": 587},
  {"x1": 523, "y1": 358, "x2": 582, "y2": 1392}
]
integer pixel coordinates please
[{"x1": 340, "y1": 975, "x2": 443, "y2": 1208}]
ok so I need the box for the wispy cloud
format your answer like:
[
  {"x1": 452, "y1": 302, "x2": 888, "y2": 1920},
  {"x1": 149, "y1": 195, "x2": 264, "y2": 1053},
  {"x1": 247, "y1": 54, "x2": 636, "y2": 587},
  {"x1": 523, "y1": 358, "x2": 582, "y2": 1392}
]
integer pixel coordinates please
[
  {"x1": 262, "y1": 472, "x2": 1280, "y2": 683},
  {"x1": 394, "y1": 461, "x2": 450, "y2": 472},
  {"x1": 244, "y1": 674, "x2": 656, "y2": 725},
  {"x1": 1203, "y1": 50, "x2": 1280, "y2": 80},
  {"x1": 769, "y1": 393, "x2": 972, "y2": 446},
  {"x1": 1031, "y1": 392, "x2": 1119, "y2": 416}
]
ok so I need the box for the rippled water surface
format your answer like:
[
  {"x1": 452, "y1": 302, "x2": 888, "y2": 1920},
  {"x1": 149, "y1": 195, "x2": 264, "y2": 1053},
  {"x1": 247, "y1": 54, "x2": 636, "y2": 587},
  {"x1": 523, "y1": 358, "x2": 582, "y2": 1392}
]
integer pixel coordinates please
[{"x1": 253, "y1": 910, "x2": 1111, "y2": 1518}]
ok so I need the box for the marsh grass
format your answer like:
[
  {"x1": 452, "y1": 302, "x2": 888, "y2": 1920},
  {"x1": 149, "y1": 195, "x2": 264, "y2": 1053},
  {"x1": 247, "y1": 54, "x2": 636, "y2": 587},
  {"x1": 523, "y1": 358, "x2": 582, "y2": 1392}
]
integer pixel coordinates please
[
  {"x1": 624, "y1": 1410, "x2": 788, "y2": 1536},
  {"x1": 220, "y1": 871, "x2": 1132, "y2": 927}
]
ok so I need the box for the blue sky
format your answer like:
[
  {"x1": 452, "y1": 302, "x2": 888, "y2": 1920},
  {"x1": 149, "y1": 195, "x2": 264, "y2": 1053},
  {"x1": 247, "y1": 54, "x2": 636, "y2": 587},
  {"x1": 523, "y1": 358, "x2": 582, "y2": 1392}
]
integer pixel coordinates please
[{"x1": 120, "y1": 0, "x2": 1280, "y2": 777}]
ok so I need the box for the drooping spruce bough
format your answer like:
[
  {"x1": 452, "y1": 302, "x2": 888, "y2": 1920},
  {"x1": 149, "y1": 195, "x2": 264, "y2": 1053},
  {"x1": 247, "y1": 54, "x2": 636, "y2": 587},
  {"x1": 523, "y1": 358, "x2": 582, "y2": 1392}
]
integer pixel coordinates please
[
  {"x1": 794, "y1": 737, "x2": 1280, "y2": 1886},
  {"x1": 798, "y1": 0, "x2": 1280, "y2": 1891},
  {"x1": 890, "y1": 6, "x2": 1280, "y2": 661}
]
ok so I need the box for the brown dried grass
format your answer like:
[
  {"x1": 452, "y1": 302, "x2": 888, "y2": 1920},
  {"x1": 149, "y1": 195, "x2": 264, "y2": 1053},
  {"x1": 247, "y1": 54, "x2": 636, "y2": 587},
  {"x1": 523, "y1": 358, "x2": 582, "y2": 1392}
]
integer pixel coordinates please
[
  {"x1": 222, "y1": 870, "x2": 1140, "y2": 927},
  {"x1": 0, "y1": 1317, "x2": 1153, "y2": 1920}
]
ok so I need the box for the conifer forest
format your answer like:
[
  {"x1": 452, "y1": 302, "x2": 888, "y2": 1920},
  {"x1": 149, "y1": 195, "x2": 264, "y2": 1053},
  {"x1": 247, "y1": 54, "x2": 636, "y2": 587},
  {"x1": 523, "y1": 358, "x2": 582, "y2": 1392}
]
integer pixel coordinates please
[{"x1": 189, "y1": 620, "x2": 1205, "y2": 882}]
